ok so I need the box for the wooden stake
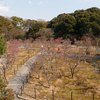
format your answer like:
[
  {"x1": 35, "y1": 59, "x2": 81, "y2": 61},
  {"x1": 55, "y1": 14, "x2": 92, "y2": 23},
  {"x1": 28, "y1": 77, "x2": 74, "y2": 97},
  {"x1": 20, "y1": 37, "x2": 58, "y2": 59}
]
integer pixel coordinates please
[
  {"x1": 34, "y1": 87, "x2": 36, "y2": 99},
  {"x1": 52, "y1": 90, "x2": 54, "y2": 100},
  {"x1": 71, "y1": 92, "x2": 73, "y2": 100}
]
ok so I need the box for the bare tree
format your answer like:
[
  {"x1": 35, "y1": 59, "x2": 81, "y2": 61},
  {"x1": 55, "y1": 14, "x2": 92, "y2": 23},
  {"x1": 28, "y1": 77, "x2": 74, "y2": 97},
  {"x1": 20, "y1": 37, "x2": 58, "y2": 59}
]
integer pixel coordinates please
[
  {"x1": 68, "y1": 59, "x2": 80, "y2": 79},
  {"x1": 33, "y1": 62, "x2": 42, "y2": 79},
  {"x1": 62, "y1": 39, "x2": 71, "y2": 61},
  {"x1": 37, "y1": 47, "x2": 57, "y2": 87},
  {"x1": 42, "y1": 55, "x2": 53, "y2": 87},
  {"x1": 0, "y1": 55, "x2": 7, "y2": 83}
]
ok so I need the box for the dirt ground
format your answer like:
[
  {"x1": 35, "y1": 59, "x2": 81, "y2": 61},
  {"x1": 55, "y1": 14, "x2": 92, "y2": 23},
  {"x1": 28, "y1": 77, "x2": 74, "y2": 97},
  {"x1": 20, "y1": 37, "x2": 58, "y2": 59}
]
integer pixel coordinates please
[
  {"x1": 1, "y1": 44, "x2": 100, "y2": 100},
  {"x1": 21, "y1": 54, "x2": 100, "y2": 100}
]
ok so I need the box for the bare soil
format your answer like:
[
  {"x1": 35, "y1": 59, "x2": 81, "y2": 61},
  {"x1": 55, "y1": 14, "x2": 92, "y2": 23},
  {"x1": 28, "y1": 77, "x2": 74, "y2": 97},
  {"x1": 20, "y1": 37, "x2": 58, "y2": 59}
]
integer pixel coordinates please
[{"x1": 21, "y1": 54, "x2": 100, "y2": 100}]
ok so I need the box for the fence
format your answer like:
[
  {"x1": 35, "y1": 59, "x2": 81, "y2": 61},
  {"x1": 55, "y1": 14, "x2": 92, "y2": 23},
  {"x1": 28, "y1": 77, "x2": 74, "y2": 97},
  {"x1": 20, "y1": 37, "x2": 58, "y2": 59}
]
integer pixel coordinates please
[
  {"x1": 16, "y1": 70, "x2": 97, "y2": 100},
  {"x1": 18, "y1": 86, "x2": 96, "y2": 100}
]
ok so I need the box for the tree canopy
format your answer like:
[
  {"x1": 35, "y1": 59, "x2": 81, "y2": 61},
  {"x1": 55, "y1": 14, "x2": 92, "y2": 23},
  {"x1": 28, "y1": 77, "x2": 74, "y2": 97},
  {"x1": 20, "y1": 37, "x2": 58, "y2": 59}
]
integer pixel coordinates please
[
  {"x1": 11, "y1": 16, "x2": 25, "y2": 29},
  {"x1": 47, "y1": 7, "x2": 100, "y2": 39},
  {"x1": 0, "y1": 16, "x2": 14, "y2": 35},
  {"x1": 0, "y1": 7, "x2": 100, "y2": 40},
  {"x1": 26, "y1": 21, "x2": 47, "y2": 39}
]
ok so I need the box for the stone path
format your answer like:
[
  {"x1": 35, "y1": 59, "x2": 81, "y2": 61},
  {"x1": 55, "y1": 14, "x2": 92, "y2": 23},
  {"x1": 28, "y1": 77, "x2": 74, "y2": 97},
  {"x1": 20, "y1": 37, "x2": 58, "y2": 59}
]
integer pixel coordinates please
[{"x1": 7, "y1": 52, "x2": 42, "y2": 100}]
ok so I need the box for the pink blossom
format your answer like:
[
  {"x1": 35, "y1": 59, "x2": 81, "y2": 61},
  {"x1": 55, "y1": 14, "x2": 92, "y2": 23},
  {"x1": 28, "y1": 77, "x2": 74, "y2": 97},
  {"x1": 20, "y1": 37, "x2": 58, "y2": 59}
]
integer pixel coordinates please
[{"x1": 7, "y1": 40, "x2": 20, "y2": 55}]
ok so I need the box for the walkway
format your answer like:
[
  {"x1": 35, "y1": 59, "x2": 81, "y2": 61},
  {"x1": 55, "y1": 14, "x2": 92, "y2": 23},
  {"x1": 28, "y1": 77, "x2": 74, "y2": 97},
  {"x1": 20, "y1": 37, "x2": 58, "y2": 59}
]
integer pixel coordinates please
[{"x1": 7, "y1": 52, "x2": 42, "y2": 99}]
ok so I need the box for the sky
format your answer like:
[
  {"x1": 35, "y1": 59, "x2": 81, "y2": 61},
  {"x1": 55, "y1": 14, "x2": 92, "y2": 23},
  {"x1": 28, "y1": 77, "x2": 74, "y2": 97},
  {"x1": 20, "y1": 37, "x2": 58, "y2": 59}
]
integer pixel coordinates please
[{"x1": 0, "y1": 0, "x2": 100, "y2": 21}]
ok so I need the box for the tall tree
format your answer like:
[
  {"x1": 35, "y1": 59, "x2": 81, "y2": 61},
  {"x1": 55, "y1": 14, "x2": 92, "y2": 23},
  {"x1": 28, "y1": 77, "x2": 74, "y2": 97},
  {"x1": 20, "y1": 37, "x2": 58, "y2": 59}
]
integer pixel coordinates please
[
  {"x1": 27, "y1": 21, "x2": 47, "y2": 39},
  {"x1": 48, "y1": 14, "x2": 76, "y2": 38},
  {"x1": 74, "y1": 10, "x2": 90, "y2": 36},
  {"x1": 24, "y1": 19, "x2": 34, "y2": 31},
  {"x1": 11, "y1": 16, "x2": 25, "y2": 29},
  {"x1": 36, "y1": 28, "x2": 54, "y2": 40},
  {"x1": 47, "y1": 7, "x2": 100, "y2": 39},
  {"x1": 0, "y1": 16, "x2": 14, "y2": 35},
  {"x1": 87, "y1": 7, "x2": 100, "y2": 36}
]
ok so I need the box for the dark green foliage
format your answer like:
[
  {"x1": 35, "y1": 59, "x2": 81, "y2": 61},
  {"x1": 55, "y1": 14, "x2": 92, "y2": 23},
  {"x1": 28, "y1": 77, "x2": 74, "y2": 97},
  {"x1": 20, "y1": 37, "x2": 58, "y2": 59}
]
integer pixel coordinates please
[
  {"x1": 0, "y1": 16, "x2": 14, "y2": 35},
  {"x1": 0, "y1": 78, "x2": 14, "y2": 100},
  {"x1": 0, "y1": 7, "x2": 100, "y2": 40},
  {"x1": 47, "y1": 7, "x2": 100, "y2": 39},
  {"x1": 0, "y1": 34, "x2": 7, "y2": 54},
  {"x1": 11, "y1": 16, "x2": 25, "y2": 28},
  {"x1": 26, "y1": 21, "x2": 47, "y2": 39},
  {"x1": 36, "y1": 28, "x2": 54, "y2": 40},
  {"x1": 24, "y1": 19, "x2": 34, "y2": 32},
  {"x1": 0, "y1": 16, "x2": 26, "y2": 40}
]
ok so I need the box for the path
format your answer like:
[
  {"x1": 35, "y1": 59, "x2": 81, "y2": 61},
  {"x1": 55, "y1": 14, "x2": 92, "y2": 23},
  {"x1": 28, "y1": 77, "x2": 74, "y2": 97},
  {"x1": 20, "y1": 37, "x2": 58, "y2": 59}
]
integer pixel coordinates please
[
  {"x1": 7, "y1": 52, "x2": 42, "y2": 99},
  {"x1": 70, "y1": 45, "x2": 100, "y2": 51}
]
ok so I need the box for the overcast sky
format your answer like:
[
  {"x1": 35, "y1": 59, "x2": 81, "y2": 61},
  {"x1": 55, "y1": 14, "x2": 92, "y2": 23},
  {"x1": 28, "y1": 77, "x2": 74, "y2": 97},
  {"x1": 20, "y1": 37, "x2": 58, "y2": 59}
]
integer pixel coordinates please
[{"x1": 0, "y1": 0, "x2": 100, "y2": 21}]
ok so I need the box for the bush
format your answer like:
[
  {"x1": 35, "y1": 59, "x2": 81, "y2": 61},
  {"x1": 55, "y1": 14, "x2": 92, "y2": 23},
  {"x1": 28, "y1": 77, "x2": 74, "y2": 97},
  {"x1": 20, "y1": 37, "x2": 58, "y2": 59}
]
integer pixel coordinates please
[
  {"x1": 0, "y1": 34, "x2": 7, "y2": 54},
  {"x1": 0, "y1": 78, "x2": 14, "y2": 100}
]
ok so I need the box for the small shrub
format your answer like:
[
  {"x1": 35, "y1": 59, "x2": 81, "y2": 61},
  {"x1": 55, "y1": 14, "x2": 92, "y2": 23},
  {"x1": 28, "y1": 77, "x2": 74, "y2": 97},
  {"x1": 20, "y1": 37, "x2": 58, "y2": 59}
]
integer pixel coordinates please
[{"x1": 0, "y1": 78, "x2": 14, "y2": 100}]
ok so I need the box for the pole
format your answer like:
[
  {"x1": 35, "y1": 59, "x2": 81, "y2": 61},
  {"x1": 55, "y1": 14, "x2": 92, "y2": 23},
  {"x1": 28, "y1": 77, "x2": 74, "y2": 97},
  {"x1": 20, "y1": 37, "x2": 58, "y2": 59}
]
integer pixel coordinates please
[
  {"x1": 17, "y1": 65, "x2": 18, "y2": 70},
  {"x1": 21, "y1": 86, "x2": 22, "y2": 96},
  {"x1": 23, "y1": 59, "x2": 24, "y2": 64},
  {"x1": 71, "y1": 92, "x2": 73, "y2": 100},
  {"x1": 26, "y1": 76, "x2": 28, "y2": 83},
  {"x1": 93, "y1": 94, "x2": 94, "y2": 100},
  {"x1": 14, "y1": 68, "x2": 15, "y2": 74},
  {"x1": 23, "y1": 81, "x2": 24, "y2": 91},
  {"x1": 52, "y1": 90, "x2": 54, "y2": 100},
  {"x1": 34, "y1": 87, "x2": 36, "y2": 99}
]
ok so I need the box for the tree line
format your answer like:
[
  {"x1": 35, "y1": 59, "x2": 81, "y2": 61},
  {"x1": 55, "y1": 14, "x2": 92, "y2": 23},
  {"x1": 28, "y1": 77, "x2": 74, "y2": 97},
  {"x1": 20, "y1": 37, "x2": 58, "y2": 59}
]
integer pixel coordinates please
[
  {"x1": 0, "y1": 7, "x2": 100, "y2": 41},
  {"x1": 0, "y1": 15, "x2": 49, "y2": 40},
  {"x1": 0, "y1": 7, "x2": 100, "y2": 55},
  {"x1": 47, "y1": 7, "x2": 100, "y2": 39}
]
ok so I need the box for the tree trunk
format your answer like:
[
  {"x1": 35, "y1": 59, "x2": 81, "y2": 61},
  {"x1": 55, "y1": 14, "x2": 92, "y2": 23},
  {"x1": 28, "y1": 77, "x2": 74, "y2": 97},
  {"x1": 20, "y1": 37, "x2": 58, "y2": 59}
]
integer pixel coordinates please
[
  {"x1": 71, "y1": 69, "x2": 74, "y2": 79},
  {"x1": 38, "y1": 71, "x2": 40, "y2": 79},
  {"x1": 72, "y1": 73, "x2": 74, "y2": 79}
]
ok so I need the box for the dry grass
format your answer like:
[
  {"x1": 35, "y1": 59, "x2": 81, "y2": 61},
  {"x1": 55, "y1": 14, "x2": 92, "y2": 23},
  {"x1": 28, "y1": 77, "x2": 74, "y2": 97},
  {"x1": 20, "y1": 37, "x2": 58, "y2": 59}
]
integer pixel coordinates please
[
  {"x1": 67, "y1": 47, "x2": 100, "y2": 55},
  {"x1": 1, "y1": 43, "x2": 40, "y2": 83},
  {"x1": 1, "y1": 43, "x2": 100, "y2": 99},
  {"x1": 21, "y1": 53, "x2": 100, "y2": 100}
]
